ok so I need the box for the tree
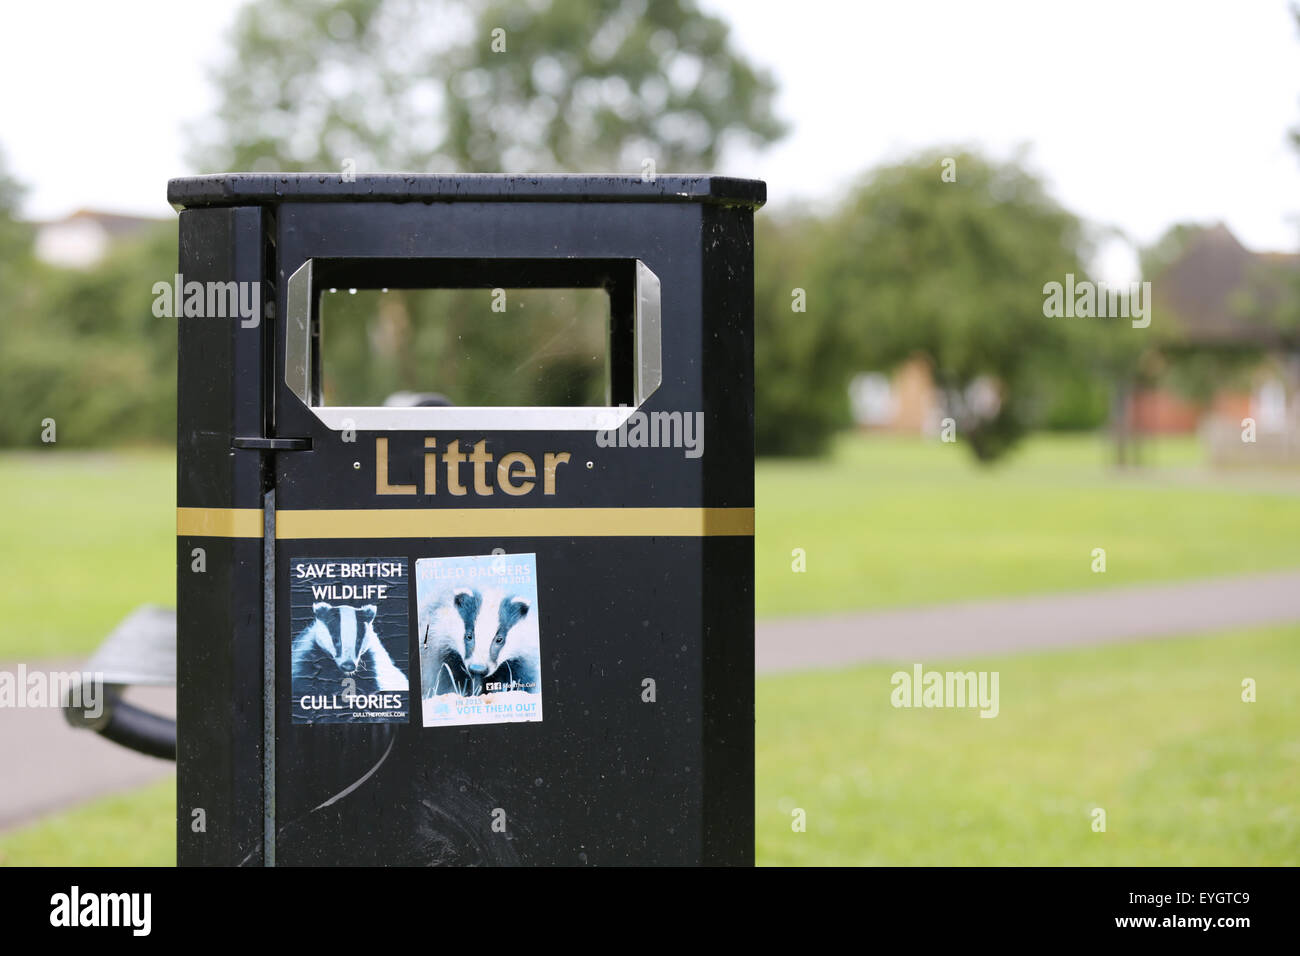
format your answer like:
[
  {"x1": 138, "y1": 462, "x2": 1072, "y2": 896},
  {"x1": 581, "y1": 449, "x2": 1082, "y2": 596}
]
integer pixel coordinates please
[
  {"x1": 812, "y1": 149, "x2": 1090, "y2": 463},
  {"x1": 0, "y1": 145, "x2": 182, "y2": 448},
  {"x1": 0, "y1": 145, "x2": 33, "y2": 300},
  {"x1": 190, "y1": 0, "x2": 785, "y2": 173},
  {"x1": 753, "y1": 210, "x2": 854, "y2": 456},
  {"x1": 0, "y1": 147, "x2": 40, "y2": 441},
  {"x1": 0, "y1": 223, "x2": 178, "y2": 448}
]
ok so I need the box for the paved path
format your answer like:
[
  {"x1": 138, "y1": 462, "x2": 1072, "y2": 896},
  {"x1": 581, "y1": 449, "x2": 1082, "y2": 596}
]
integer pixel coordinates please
[
  {"x1": 0, "y1": 677, "x2": 174, "y2": 832},
  {"x1": 756, "y1": 569, "x2": 1300, "y2": 673},
  {"x1": 3, "y1": 569, "x2": 1299, "y2": 831}
]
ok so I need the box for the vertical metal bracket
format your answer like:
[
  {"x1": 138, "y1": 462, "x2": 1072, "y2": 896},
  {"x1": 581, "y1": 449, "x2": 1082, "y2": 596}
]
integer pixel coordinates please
[{"x1": 262, "y1": 488, "x2": 276, "y2": 867}]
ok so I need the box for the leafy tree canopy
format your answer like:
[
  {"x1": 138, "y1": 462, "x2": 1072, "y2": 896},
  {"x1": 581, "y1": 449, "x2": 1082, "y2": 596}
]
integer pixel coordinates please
[
  {"x1": 190, "y1": 0, "x2": 786, "y2": 173},
  {"x1": 811, "y1": 149, "x2": 1092, "y2": 462}
]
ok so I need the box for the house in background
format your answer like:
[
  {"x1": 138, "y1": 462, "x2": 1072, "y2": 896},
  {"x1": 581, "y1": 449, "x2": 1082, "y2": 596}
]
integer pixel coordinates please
[
  {"x1": 33, "y1": 209, "x2": 165, "y2": 269},
  {"x1": 849, "y1": 356, "x2": 940, "y2": 434},
  {"x1": 1143, "y1": 224, "x2": 1299, "y2": 464},
  {"x1": 851, "y1": 224, "x2": 1300, "y2": 464}
]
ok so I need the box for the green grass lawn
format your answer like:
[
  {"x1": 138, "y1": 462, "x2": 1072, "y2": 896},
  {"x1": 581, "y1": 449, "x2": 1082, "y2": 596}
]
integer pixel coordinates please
[
  {"x1": 0, "y1": 777, "x2": 175, "y2": 866},
  {"x1": 0, "y1": 449, "x2": 174, "y2": 661},
  {"x1": 2, "y1": 434, "x2": 1298, "y2": 658},
  {"x1": 757, "y1": 433, "x2": 1300, "y2": 617},
  {"x1": 4, "y1": 623, "x2": 1294, "y2": 866},
  {"x1": 756, "y1": 623, "x2": 1300, "y2": 866}
]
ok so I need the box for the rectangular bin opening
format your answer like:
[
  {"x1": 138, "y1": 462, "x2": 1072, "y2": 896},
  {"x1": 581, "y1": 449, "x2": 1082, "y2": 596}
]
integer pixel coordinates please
[
  {"x1": 319, "y1": 286, "x2": 612, "y2": 408},
  {"x1": 304, "y1": 257, "x2": 640, "y2": 411}
]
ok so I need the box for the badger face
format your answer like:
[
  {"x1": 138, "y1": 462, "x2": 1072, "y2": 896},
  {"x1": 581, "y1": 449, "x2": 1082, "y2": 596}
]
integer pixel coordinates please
[
  {"x1": 311, "y1": 602, "x2": 378, "y2": 675},
  {"x1": 453, "y1": 588, "x2": 530, "y2": 691}
]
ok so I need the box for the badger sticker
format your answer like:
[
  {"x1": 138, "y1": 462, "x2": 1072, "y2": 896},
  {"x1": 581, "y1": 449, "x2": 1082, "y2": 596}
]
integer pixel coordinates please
[
  {"x1": 415, "y1": 553, "x2": 542, "y2": 728},
  {"x1": 289, "y1": 558, "x2": 410, "y2": 724}
]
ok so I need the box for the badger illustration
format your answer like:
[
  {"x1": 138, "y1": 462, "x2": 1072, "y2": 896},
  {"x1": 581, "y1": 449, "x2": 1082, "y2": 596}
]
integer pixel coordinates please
[
  {"x1": 419, "y1": 586, "x2": 540, "y2": 698},
  {"x1": 292, "y1": 602, "x2": 407, "y2": 694}
]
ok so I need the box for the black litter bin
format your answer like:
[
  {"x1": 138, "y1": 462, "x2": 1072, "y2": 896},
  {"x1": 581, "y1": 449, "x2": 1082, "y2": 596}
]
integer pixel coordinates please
[{"x1": 170, "y1": 173, "x2": 763, "y2": 866}]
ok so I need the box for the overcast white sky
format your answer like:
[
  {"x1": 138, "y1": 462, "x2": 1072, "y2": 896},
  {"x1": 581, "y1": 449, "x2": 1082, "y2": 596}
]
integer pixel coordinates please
[{"x1": 1, "y1": 0, "x2": 1298, "y2": 281}]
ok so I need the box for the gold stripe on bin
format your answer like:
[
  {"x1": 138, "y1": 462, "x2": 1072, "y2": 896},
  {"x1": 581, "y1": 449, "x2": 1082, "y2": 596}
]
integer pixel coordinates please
[
  {"x1": 176, "y1": 507, "x2": 754, "y2": 539},
  {"x1": 177, "y1": 507, "x2": 264, "y2": 538}
]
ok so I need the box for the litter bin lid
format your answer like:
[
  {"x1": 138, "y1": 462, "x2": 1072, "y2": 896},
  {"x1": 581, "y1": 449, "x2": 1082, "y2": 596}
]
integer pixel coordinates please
[{"x1": 168, "y1": 173, "x2": 765, "y2": 211}]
